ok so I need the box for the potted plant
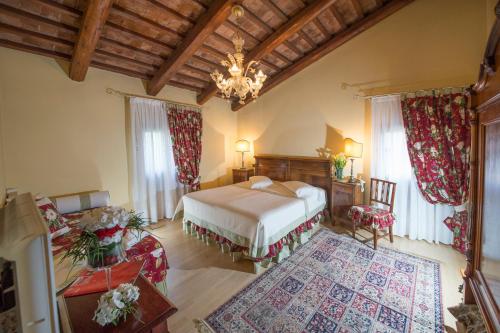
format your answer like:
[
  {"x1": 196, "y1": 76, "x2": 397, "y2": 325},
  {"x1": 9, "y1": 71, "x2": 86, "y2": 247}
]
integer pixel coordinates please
[{"x1": 332, "y1": 153, "x2": 347, "y2": 180}]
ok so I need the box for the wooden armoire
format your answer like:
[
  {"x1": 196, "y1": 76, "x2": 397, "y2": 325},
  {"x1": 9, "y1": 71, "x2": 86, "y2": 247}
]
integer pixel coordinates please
[{"x1": 464, "y1": 4, "x2": 500, "y2": 332}]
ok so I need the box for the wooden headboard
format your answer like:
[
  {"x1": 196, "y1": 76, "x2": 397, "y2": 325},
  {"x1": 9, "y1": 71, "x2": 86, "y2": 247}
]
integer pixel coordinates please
[{"x1": 254, "y1": 154, "x2": 332, "y2": 214}]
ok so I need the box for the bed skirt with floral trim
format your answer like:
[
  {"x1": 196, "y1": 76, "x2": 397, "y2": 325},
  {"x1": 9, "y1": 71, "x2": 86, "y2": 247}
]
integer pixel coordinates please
[{"x1": 183, "y1": 209, "x2": 327, "y2": 273}]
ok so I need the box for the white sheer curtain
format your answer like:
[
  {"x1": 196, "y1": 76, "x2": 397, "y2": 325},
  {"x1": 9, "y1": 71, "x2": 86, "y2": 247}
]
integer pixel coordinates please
[
  {"x1": 371, "y1": 95, "x2": 453, "y2": 244},
  {"x1": 130, "y1": 97, "x2": 181, "y2": 223}
]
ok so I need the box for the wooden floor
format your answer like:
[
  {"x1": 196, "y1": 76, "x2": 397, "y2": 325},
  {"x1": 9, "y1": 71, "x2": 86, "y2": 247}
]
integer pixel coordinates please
[{"x1": 152, "y1": 220, "x2": 465, "y2": 333}]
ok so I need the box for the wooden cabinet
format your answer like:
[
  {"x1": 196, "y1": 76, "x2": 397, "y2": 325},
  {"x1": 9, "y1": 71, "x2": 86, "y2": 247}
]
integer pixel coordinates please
[
  {"x1": 232, "y1": 168, "x2": 254, "y2": 183},
  {"x1": 330, "y1": 180, "x2": 363, "y2": 226},
  {"x1": 464, "y1": 12, "x2": 500, "y2": 333}
]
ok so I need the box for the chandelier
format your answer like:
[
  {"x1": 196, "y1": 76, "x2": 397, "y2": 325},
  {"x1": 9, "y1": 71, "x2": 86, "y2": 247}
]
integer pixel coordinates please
[{"x1": 210, "y1": 5, "x2": 267, "y2": 105}]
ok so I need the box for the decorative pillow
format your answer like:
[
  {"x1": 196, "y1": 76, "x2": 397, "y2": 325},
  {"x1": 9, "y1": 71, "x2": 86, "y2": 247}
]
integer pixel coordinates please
[
  {"x1": 36, "y1": 197, "x2": 70, "y2": 239},
  {"x1": 249, "y1": 176, "x2": 273, "y2": 189},
  {"x1": 52, "y1": 191, "x2": 110, "y2": 214},
  {"x1": 282, "y1": 181, "x2": 316, "y2": 198}
]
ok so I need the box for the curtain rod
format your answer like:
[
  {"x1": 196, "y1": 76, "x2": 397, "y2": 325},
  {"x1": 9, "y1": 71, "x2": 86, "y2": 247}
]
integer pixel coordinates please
[
  {"x1": 353, "y1": 85, "x2": 471, "y2": 100},
  {"x1": 106, "y1": 88, "x2": 202, "y2": 109}
]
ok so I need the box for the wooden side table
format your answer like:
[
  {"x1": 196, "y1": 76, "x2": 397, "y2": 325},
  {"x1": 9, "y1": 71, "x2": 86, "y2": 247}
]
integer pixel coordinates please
[
  {"x1": 232, "y1": 168, "x2": 254, "y2": 183},
  {"x1": 330, "y1": 179, "x2": 363, "y2": 227},
  {"x1": 59, "y1": 275, "x2": 177, "y2": 333}
]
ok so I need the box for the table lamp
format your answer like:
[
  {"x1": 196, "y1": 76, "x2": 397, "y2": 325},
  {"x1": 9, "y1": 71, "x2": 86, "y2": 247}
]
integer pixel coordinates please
[
  {"x1": 235, "y1": 139, "x2": 250, "y2": 169},
  {"x1": 344, "y1": 138, "x2": 363, "y2": 183}
]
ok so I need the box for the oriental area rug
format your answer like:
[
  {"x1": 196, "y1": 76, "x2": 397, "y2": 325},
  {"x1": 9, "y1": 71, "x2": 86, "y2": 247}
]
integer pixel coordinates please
[{"x1": 197, "y1": 228, "x2": 444, "y2": 333}]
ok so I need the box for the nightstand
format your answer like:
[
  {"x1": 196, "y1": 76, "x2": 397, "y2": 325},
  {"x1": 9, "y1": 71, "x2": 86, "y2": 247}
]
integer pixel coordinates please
[
  {"x1": 232, "y1": 168, "x2": 254, "y2": 183},
  {"x1": 330, "y1": 179, "x2": 363, "y2": 226}
]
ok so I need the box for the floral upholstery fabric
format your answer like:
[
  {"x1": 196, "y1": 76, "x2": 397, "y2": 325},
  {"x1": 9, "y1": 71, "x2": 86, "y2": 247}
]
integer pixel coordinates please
[
  {"x1": 125, "y1": 235, "x2": 168, "y2": 284},
  {"x1": 400, "y1": 91, "x2": 471, "y2": 205},
  {"x1": 444, "y1": 210, "x2": 468, "y2": 254},
  {"x1": 401, "y1": 90, "x2": 471, "y2": 252},
  {"x1": 36, "y1": 197, "x2": 70, "y2": 239},
  {"x1": 348, "y1": 205, "x2": 395, "y2": 229},
  {"x1": 52, "y1": 226, "x2": 82, "y2": 256},
  {"x1": 167, "y1": 105, "x2": 202, "y2": 191}
]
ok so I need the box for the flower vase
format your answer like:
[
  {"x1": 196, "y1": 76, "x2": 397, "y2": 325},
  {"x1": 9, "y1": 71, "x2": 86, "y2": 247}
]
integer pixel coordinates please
[
  {"x1": 87, "y1": 238, "x2": 126, "y2": 269},
  {"x1": 82, "y1": 206, "x2": 131, "y2": 270},
  {"x1": 336, "y1": 168, "x2": 344, "y2": 180}
]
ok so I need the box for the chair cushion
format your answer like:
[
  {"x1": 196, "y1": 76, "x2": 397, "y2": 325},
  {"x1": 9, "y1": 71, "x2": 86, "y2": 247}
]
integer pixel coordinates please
[{"x1": 348, "y1": 205, "x2": 395, "y2": 229}]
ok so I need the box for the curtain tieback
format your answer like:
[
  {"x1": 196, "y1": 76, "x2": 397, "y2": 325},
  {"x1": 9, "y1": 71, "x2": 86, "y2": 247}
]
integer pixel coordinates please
[{"x1": 453, "y1": 202, "x2": 468, "y2": 212}]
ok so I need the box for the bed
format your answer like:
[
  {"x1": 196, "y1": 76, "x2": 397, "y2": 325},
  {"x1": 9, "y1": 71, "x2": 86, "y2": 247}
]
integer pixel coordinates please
[{"x1": 175, "y1": 155, "x2": 332, "y2": 272}]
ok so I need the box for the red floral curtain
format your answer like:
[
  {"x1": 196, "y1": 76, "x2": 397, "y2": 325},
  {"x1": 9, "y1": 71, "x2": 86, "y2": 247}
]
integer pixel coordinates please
[
  {"x1": 401, "y1": 89, "x2": 471, "y2": 252},
  {"x1": 167, "y1": 104, "x2": 202, "y2": 191}
]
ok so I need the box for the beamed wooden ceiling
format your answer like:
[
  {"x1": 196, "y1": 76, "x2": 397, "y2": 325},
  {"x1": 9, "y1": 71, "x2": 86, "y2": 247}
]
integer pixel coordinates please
[{"x1": 0, "y1": 0, "x2": 413, "y2": 111}]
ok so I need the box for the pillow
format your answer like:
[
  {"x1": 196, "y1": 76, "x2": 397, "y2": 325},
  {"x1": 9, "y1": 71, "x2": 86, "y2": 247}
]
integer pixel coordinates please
[
  {"x1": 36, "y1": 197, "x2": 70, "y2": 239},
  {"x1": 249, "y1": 176, "x2": 273, "y2": 189},
  {"x1": 52, "y1": 191, "x2": 110, "y2": 214},
  {"x1": 282, "y1": 181, "x2": 317, "y2": 198}
]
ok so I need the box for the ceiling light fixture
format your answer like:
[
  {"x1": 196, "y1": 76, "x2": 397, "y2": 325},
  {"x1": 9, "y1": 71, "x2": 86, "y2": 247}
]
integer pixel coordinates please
[{"x1": 210, "y1": 5, "x2": 267, "y2": 105}]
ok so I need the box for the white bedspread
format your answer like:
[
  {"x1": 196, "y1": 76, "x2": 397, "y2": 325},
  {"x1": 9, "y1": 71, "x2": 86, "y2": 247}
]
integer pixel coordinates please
[{"x1": 174, "y1": 181, "x2": 326, "y2": 257}]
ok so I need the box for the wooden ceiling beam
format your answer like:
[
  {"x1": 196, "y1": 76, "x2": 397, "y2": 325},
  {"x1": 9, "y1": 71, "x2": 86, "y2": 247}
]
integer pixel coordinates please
[
  {"x1": 284, "y1": 40, "x2": 303, "y2": 56},
  {"x1": 0, "y1": 22, "x2": 73, "y2": 48},
  {"x1": 313, "y1": 18, "x2": 330, "y2": 38},
  {"x1": 174, "y1": 72, "x2": 208, "y2": 86},
  {"x1": 105, "y1": 22, "x2": 173, "y2": 52},
  {"x1": 0, "y1": 6, "x2": 163, "y2": 70},
  {"x1": 201, "y1": 42, "x2": 281, "y2": 72},
  {"x1": 350, "y1": 0, "x2": 365, "y2": 19},
  {"x1": 298, "y1": 30, "x2": 316, "y2": 47},
  {"x1": 146, "y1": 0, "x2": 233, "y2": 96},
  {"x1": 99, "y1": 37, "x2": 164, "y2": 64},
  {"x1": 0, "y1": 39, "x2": 71, "y2": 61},
  {"x1": 232, "y1": 0, "x2": 414, "y2": 111},
  {"x1": 239, "y1": 4, "x2": 274, "y2": 35},
  {"x1": 182, "y1": 64, "x2": 211, "y2": 78},
  {"x1": 329, "y1": 6, "x2": 347, "y2": 30},
  {"x1": 168, "y1": 80, "x2": 203, "y2": 93},
  {"x1": 32, "y1": 0, "x2": 81, "y2": 18},
  {"x1": 148, "y1": 0, "x2": 197, "y2": 25},
  {"x1": 243, "y1": 6, "x2": 311, "y2": 58},
  {"x1": 197, "y1": 0, "x2": 338, "y2": 105},
  {"x1": 0, "y1": 2, "x2": 78, "y2": 33},
  {"x1": 110, "y1": 5, "x2": 182, "y2": 42},
  {"x1": 94, "y1": 49, "x2": 157, "y2": 71},
  {"x1": 91, "y1": 60, "x2": 151, "y2": 80},
  {"x1": 191, "y1": 55, "x2": 225, "y2": 72},
  {"x1": 223, "y1": 20, "x2": 292, "y2": 62},
  {"x1": 69, "y1": 0, "x2": 113, "y2": 81},
  {"x1": 262, "y1": 0, "x2": 288, "y2": 21},
  {"x1": 271, "y1": 50, "x2": 293, "y2": 65}
]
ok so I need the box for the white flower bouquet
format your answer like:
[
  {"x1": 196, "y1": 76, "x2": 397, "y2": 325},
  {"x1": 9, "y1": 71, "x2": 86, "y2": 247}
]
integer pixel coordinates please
[
  {"x1": 62, "y1": 208, "x2": 146, "y2": 269},
  {"x1": 93, "y1": 283, "x2": 140, "y2": 326}
]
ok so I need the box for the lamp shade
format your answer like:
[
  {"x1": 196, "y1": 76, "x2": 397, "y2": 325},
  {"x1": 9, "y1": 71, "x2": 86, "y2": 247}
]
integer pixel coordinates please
[
  {"x1": 235, "y1": 139, "x2": 250, "y2": 152},
  {"x1": 344, "y1": 138, "x2": 363, "y2": 158}
]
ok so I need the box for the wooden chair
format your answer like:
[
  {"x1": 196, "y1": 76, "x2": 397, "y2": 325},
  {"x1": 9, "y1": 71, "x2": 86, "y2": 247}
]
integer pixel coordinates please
[{"x1": 348, "y1": 178, "x2": 397, "y2": 250}]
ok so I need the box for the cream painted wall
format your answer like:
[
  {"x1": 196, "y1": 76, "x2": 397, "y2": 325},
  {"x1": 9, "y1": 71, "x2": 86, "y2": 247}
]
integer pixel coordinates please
[
  {"x1": 237, "y1": 0, "x2": 486, "y2": 180},
  {"x1": 0, "y1": 48, "x2": 237, "y2": 208}
]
